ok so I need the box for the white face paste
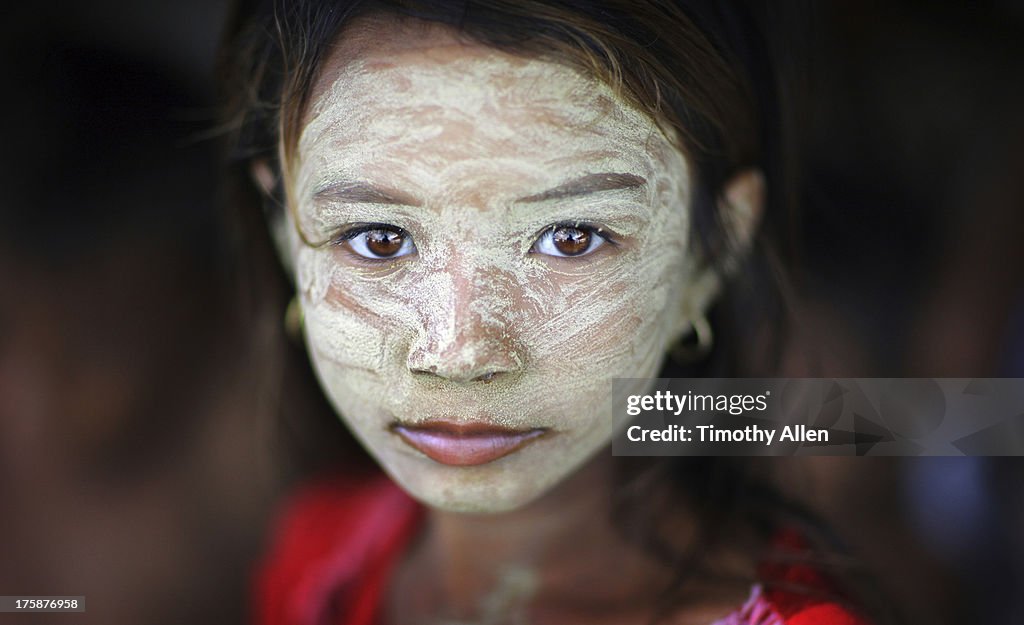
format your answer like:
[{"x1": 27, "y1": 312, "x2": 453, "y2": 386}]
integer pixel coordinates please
[{"x1": 283, "y1": 21, "x2": 714, "y2": 513}]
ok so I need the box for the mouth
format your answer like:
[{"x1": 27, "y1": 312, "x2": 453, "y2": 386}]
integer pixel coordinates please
[{"x1": 389, "y1": 420, "x2": 550, "y2": 466}]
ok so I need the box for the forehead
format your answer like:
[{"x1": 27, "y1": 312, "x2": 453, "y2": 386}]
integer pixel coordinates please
[
  {"x1": 296, "y1": 17, "x2": 670, "y2": 194},
  {"x1": 305, "y1": 14, "x2": 633, "y2": 127}
]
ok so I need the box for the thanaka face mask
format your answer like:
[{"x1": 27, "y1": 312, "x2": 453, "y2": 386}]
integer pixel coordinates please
[{"x1": 280, "y1": 24, "x2": 711, "y2": 513}]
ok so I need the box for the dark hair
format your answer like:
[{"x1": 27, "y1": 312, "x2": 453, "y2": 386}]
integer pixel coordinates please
[{"x1": 217, "y1": 1, "x2": 885, "y2": 622}]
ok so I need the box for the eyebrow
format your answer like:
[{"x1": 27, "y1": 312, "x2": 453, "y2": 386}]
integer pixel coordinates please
[
  {"x1": 516, "y1": 172, "x2": 647, "y2": 203},
  {"x1": 311, "y1": 172, "x2": 647, "y2": 207},
  {"x1": 313, "y1": 181, "x2": 421, "y2": 206}
]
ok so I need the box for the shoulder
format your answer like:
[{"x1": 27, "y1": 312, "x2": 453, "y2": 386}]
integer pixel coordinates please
[
  {"x1": 782, "y1": 604, "x2": 871, "y2": 625},
  {"x1": 714, "y1": 583, "x2": 871, "y2": 625},
  {"x1": 252, "y1": 471, "x2": 423, "y2": 625},
  {"x1": 755, "y1": 529, "x2": 875, "y2": 625}
]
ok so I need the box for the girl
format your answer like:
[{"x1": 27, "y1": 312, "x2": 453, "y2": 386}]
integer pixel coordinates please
[{"x1": 219, "y1": 1, "x2": 880, "y2": 623}]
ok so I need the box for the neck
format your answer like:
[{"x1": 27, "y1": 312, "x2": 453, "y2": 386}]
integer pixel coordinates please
[{"x1": 388, "y1": 452, "x2": 676, "y2": 624}]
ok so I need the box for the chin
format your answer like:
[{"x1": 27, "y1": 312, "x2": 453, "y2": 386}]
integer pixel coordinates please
[
  {"x1": 383, "y1": 455, "x2": 567, "y2": 515},
  {"x1": 413, "y1": 493, "x2": 533, "y2": 515}
]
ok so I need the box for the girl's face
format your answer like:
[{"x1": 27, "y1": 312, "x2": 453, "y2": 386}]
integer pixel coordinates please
[{"x1": 282, "y1": 21, "x2": 712, "y2": 513}]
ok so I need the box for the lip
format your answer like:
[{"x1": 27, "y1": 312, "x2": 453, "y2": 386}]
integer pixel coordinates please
[{"x1": 390, "y1": 420, "x2": 550, "y2": 466}]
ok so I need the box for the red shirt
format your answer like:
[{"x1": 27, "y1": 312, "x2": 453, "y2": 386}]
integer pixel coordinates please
[{"x1": 252, "y1": 473, "x2": 871, "y2": 625}]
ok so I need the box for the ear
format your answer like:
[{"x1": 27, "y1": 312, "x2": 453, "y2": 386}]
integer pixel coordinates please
[
  {"x1": 250, "y1": 157, "x2": 279, "y2": 196},
  {"x1": 720, "y1": 168, "x2": 765, "y2": 262},
  {"x1": 674, "y1": 168, "x2": 766, "y2": 335},
  {"x1": 250, "y1": 158, "x2": 297, "y2": 281}
]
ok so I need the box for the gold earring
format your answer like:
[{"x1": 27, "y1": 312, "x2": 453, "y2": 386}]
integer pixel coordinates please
[
  {"x1": 670, "y1": 315, "x2": 713, "y2": 364},
  {"x1": 284, "y1": 295, "x2": 304, "y2": 342}
]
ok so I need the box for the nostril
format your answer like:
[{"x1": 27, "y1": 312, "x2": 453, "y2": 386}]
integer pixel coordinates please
[{"x1": 409, "y1": 367, "x2": 504, "y2": 383}]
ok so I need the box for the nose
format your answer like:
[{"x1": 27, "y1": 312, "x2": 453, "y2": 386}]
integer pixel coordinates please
[{"x1": 407, "y1": 265, "x2": 524, "y2": 384}]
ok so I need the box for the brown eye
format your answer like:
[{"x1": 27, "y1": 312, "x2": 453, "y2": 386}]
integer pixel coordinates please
[
  {"x1": 552, "y1": 226, "x2": 591, "y2": 256},
  {"x1": 365, "y1": 229, "x2": 404, "y2": 256},
  {"x1": 533, "y1": 223, "x2": 607, "y2": 258},
  {"x1": 344, "y1": 225, "x2": 416, "y2": 259}
]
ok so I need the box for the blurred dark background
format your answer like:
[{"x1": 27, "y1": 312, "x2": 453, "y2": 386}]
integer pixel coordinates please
[{"x1": 0, "y1": 1, "x2": 1022, "y2": 624}]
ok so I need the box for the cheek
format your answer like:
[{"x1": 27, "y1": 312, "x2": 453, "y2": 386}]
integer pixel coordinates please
[
  {"x1": 522, "y1": 251, "x2": 689, "y2": 376},
  {"x1": 508, "y1": 253, "x2": 688, "y2": 438},
  {"x1": 295, "y1": 246, "x2": 395, "y2": 372}
]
